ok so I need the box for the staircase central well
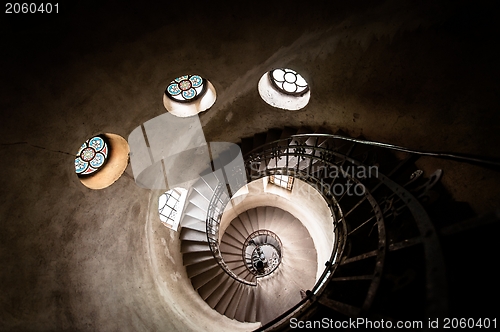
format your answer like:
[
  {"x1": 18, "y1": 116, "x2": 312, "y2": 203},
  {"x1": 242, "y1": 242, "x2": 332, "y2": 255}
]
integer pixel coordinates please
[{"x1": 244, "y1": 230, "x2": 282, "y2": 277}]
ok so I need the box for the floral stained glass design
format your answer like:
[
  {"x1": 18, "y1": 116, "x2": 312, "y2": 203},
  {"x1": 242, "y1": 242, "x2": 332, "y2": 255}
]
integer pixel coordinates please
[
  {"x1": 75, "y1": 136, "x2": 109, "y2": 176},
  {"x1": 165, "y1": 75, "x2": 207, "y2": 102},
  {"x1": 269, "y1": 68, "x2": 309, "y2": 96}
]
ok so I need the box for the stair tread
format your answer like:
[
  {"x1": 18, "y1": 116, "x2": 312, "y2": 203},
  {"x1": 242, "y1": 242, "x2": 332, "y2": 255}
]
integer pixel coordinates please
[
  {"x1": 231, "y1": 217, "x2": 251, "y2": 239},
  {"x1": 188, "y1": 192, "x2": 209, "y2": 211},
  {"x1": 184, "y1": 202, "x2": 206, "y2": 220},
  {"x1": 220, "y1": 252, "x2": 244, "y2": 261},
  {"x1": 180, "y1": 220, "x2": 206, "y2": 232},
  {"x1": 205, "y1": 274, "x2": 232, "y2": 307},
  {"x1": 221, "y1": 231, "x2": 244, "y2": 248},
  {"x1": 233, "y1": 286, "x2": 250, "y2": 322},
  {"x1": 225, "y1": 284, "x2": 245, "y2": 319},
  {"x1": 255, "y1": 207, "x2": 266, "y2": 231},
  {"x1": 193, "y1": 181, "x2": 214, "y2": 201},
  {"x1": 183, "y1": 251, "x2": 214, "y2": 266},
  {"x1": 220, "y1": 242, "x2": 242, "y2": 255},
  {"x1": 186, "y1": 258, "x2": 219, "y2": 278},
  {"x1": 242, "y1": 209, "x2": 257, "y2": 234},
  {"x1": 224, "y1": 224, "x2": 247, "y2": 243},
  {"x1": 198, "y1": 272, "x2": 229, "y2": 301},
  {"x1": 246, "y1": 289, "x2": 258, "y2": 322},
  {"x1": 181, "y1": 241, "x2": 211, "y2": 253},
  {"x1": 215, "y1": 280, "x2": 240, "y2": 314},
  {"x1": 262, "y1": 206, "x2": 275, "y2": 229},
  {"x1": 191, "y1": 265, "x2": 225, "y2": 290},
  {"x1": 180, "y1": 228, "x2": 207, "y2": 242}
]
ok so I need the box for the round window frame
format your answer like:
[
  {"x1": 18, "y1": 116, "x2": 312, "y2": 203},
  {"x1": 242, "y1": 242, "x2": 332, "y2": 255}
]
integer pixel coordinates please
[
  {"x1": 268, "y1": 68, "x2": 310, "y2": 97},
  {"x1": 164, "y1": 75, "x2": 208, "y2": 104},
  {"x1": 75, "y1": 134, "x2": 111, "y2": 178},
  {"x1": 75, "y1": 133, "x2": 130, "y2": 190}
]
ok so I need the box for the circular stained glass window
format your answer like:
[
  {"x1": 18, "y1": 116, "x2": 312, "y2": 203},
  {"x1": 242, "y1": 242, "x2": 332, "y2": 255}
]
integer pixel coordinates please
[
  {"x1": 75, "y1": 135, "x2": 109, "y2": 176},
  {"x1": 165, "y1": 75, "x2": 207, "y2": 103},
  {"x1": 269, "y1": 68, "x2": 309, "y2": 96}
]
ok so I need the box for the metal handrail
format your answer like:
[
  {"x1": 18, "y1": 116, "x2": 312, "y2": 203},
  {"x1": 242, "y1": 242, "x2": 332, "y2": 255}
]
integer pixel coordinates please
[
  {"x1": 247, "y1": 134, "x2": 448, "y2": 330},
  {"x1": 208, "y1": 133, "x2": 452, "y2": 329},
  {"x1": 245, "y1": 133, "x2": 500, "y2": 168},
  {"x1": 207, "y1": 182, "x2": 257, "y2": 286}
]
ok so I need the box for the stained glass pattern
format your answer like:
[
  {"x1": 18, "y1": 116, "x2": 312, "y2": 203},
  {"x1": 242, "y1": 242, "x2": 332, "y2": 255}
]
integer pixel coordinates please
[
  {"x1": 165, "y1": 74, "x2": 206, "y2": 102},
  {"x1": 158, "y1": 189, "x2": 182, "y2": 226},
  {"x1": 269, "y1": 68, "x2": 309, "y2": 96},
  {"x1": 75, "y1": 136, "x2": 109, "y2": 176}
]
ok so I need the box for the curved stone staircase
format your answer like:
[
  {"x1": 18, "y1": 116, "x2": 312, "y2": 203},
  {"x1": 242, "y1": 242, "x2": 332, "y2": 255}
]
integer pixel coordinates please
[
  {"x1": 177, "y1": 126, "x2": 498, "y2": 330},
  {"x1": 220, "y1": 207, "x2": 317, "y2": 323},
  {"x1": 180, "y1": 181, "x2": 317, "y2": 324}
]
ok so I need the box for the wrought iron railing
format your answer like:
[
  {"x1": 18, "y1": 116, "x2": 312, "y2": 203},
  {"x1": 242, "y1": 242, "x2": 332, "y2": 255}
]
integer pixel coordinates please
[
  {"x1": 248, "y1": 134, "x2": 461, "y2": 330},
  {"x1": 206, "y1": 182, "x2": 257, "y2": 286},
  {"x1": 206, "y1": 135, "x2": 350, "y2": 291},
  {"x1": 205, "y1": 133, "x2": 484, "y2": 328}
]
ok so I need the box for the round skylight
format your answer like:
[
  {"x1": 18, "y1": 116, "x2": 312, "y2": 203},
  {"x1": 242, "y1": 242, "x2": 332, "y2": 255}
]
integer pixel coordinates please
[
  {"x1": 163, "y1": 74, "x2": 217, "y2": 117},
  {"x1": 165, "y1": 75, "x2": 207, "y2": 102},
  {"x1": 258, "y1": 68, "x2": 310, "y2": 111},
  {"x1": 75, "y1": 135, "x2": 109, "y2": 176},
  {"x1": 74, "y1": 133, "x2": 130, "y2": 190},
  {"x1": 269, "y1": 68, "x2": 309, "y2": 96}
]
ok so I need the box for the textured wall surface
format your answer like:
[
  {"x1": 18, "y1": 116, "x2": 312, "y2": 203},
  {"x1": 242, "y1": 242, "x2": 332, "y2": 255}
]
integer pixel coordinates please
[{"x1": 1, "y1": 1, "x2": 499, "y2": 330}]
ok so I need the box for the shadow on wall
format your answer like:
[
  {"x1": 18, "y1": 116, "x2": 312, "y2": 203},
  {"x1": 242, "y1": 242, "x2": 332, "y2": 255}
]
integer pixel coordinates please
[{"x1": 128, "y1": 110, "x2": 246, "y2": 191}]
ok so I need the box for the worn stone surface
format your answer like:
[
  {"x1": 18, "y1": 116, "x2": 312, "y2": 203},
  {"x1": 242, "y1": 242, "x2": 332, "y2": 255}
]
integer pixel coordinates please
[{"x1": 1, "y1": 1, "x2": 499, "y2": 331}]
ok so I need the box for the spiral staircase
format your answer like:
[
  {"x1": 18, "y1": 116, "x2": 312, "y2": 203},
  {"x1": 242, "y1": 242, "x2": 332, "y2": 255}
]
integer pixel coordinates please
[
  {"x1": 182, "y1": 198, "x2": 317, "y2": 324},
  {"x1": 177, "y1": 126, "x2": 499, "y2": 330}
]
